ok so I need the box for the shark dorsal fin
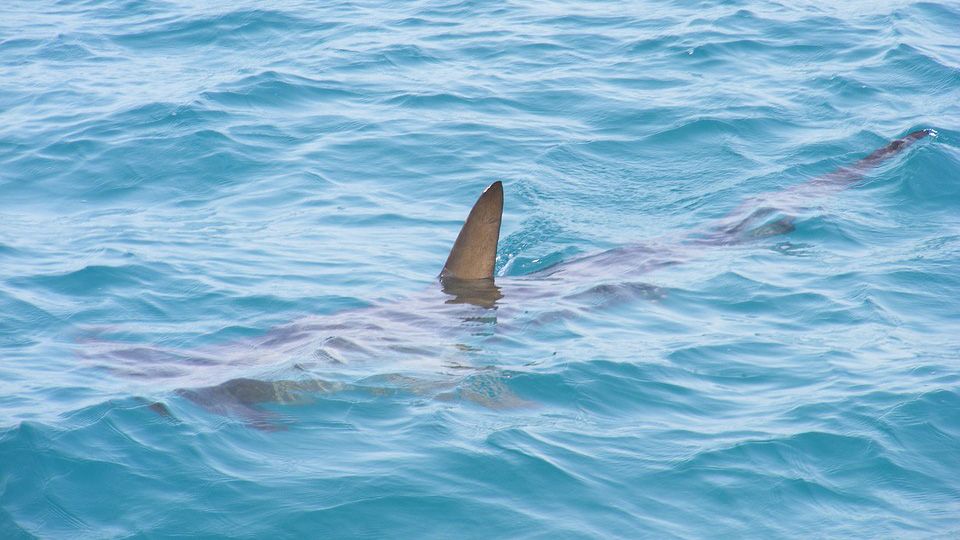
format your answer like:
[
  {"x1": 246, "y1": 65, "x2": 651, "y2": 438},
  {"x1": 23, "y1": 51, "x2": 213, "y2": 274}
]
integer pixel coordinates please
[{"x1": 440, "y1": 181, "x2": 503, "y2": 280}]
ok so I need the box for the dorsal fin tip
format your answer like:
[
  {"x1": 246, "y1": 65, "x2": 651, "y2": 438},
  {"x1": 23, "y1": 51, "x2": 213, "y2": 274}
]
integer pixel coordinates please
[{"x1": 440, "y1": 181, "x2": 504, "y2": 281}]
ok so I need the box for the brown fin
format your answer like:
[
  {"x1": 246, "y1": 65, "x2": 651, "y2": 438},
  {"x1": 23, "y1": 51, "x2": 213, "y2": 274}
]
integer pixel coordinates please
[{"x1": 440, "y1": 181, "x2": 503, "y2": 280}]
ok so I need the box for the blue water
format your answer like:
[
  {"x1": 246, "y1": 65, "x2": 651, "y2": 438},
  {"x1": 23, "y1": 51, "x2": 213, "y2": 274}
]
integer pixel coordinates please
[{"x1": 2, "y1": 0, "x2": 960, "y2": 537}]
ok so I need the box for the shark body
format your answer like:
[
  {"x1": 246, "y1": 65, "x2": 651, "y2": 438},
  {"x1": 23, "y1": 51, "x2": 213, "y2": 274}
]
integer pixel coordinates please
[{"x1": 89, "y1": 129, "x2": 934, "y2": 427}]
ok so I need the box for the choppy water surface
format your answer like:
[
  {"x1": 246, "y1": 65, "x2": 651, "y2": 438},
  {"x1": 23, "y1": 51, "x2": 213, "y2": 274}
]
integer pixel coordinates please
[{"x1": 2, "y1": 0, "x2": 960, "y2": 537}]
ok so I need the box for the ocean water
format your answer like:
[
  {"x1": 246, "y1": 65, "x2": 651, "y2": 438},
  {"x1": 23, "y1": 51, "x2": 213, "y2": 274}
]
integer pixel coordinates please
[{"x1": 2, "y1": 0, "x2": 959, "y2": 537}]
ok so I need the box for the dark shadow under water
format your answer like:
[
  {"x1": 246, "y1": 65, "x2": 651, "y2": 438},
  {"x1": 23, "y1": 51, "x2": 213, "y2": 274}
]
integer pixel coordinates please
[{"x1": 82, "y1": 130, "x2": 935, "y2": 429}]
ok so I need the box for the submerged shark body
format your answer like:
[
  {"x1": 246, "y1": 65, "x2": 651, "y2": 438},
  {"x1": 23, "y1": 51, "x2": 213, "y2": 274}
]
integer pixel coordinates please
[{"x1": 88, "y1": 129, "x2": 934, "y2": 428}]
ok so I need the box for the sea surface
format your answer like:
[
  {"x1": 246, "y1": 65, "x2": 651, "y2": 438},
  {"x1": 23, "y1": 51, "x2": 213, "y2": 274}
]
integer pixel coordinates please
[{"x1": 2, "y1": 0, "x2": 959, "y2": 538}]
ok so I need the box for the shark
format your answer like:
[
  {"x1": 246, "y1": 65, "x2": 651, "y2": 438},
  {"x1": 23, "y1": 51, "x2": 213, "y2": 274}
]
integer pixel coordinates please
[{"x1": 91, "y1": 129, "x2": 934, "y2": 428}]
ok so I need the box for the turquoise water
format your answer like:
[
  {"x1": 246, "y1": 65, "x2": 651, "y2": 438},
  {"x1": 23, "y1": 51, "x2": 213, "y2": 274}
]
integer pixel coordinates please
[{"x1": 2, "y1": 0, "x2": 960, "y2": 537}]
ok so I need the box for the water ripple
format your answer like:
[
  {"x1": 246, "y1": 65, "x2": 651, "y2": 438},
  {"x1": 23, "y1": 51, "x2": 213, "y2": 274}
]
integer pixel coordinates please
[{"x1": 1, "y1": 0, "x2": 959, "y2": 537}]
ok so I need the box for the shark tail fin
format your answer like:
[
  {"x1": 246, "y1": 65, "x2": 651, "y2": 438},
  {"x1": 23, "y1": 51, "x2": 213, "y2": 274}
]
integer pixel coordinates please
[
  {"x1": 440, "y1": 181, "x2": 503, "y2": 280},
  {"x1": 854, "y1": 128, "x2": 935, "y2": 170},
  {"x1": 825, "y1": 128, "x2": 936, "y2": 187}
]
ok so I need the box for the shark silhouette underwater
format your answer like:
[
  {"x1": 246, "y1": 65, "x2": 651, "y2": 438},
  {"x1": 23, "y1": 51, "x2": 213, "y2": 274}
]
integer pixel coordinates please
[{"x1": 100, "y1": 129, "x2": 933, "y2": 429}]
